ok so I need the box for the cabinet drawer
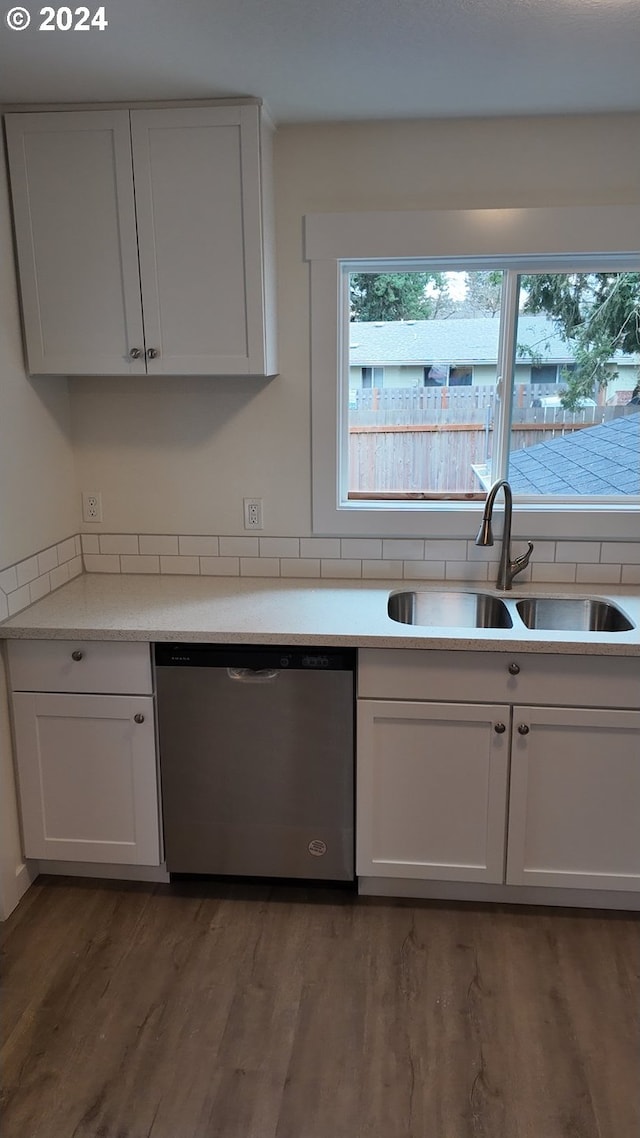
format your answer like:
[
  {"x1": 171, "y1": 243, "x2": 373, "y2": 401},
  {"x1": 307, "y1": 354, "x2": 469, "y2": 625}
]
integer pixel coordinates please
[
  {"x1": 7, "y1": 640, "x2": 152, "y2": 695},
  {"x1": 358, "y1": 648, "x2": 639, "y2": 709}
]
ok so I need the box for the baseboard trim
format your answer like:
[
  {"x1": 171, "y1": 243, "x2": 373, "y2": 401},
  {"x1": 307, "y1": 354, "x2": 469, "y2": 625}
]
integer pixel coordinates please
[
  {"x1": 358, "y1": 877, "x2": 640, "y2": 911},
  {"x1": 0, "y1": 860, "x2": 37, "y2": 921},
  {"x1": 34, "y1": 860, "x2": 170, "y2": 883}
]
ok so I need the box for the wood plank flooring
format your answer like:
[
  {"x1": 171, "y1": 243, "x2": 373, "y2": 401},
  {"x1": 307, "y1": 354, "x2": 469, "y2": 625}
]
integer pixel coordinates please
[{"x1": 1, "y1": 876, "x2": 638, "y2": 1138}]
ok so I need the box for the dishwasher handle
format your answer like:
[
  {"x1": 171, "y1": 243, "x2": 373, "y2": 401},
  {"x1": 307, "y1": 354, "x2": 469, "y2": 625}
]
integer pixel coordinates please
[{"x1": 226, "y1": 666, "x2": 280, "y2": 684}]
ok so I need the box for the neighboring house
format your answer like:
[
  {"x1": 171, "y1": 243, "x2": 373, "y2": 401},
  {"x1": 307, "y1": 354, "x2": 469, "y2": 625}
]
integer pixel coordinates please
[
  {"x1": 506, "y1": 411, "x2": 640, "y2": 495},
  {"x1": 348, "y1": 314, "x2": 639, "y2": 402}
]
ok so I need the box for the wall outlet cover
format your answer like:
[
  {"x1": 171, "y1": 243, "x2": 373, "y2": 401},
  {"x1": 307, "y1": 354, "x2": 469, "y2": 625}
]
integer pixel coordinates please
[
  {"x1": 82, "y1": 492, "x2": 103, "y2": 523},
  {"x1": 243, "y1": 498, "x2": 264, "y2": 530}
]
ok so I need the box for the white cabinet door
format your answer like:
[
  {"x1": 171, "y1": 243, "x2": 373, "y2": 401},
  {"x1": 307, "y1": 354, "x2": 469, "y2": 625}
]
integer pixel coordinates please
[
  {"x1": 507, "y1": 706, "x2": 640, "y2": 891},
  {"x1": 5, "y1": 111, "x2": 145, "y2": 375},
  {"x1": 357, "y1": 700, "x2": 510, "y2": 883},
  {"x1": 6, "y1": 104, "x2": 277, "y2": 377},
  {"x1": 131, "y1": 105, "x2": 276, "y2": 376},
  {"x1": 12, "y1": 692, "x2": 160, "y2": 865}
]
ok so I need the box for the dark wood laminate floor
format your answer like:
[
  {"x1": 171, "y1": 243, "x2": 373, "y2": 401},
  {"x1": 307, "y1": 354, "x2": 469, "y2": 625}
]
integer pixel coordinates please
[{"x1": 1, "y1": 877, "x2": 638, "y2": 1138}]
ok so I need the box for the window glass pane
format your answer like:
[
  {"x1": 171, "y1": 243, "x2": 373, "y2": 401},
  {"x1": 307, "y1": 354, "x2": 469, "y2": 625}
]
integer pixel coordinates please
[
  {"x1": 507, "y1": 272, "x2": 640, "y2": 497},
  {"x1": 347, "y1": 270, "x2": 503, "y2": 496}
]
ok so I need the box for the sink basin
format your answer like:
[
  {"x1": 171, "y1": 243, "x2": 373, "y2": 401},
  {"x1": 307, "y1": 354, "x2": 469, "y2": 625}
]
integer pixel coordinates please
[
  {"x1": 388, "y1": 590, "x2": 512, "y2": 629},
  {"x1": 515, "y1": 597, "x2": 634, "y2": 633}
]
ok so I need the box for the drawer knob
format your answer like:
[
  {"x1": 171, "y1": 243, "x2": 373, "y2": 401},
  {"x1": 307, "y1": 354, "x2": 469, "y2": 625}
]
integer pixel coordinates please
[
  {"x1": 129, "y1": 347, "x2": 143, "y2": 359},
  {"x1": 508, "y1": 662, "x2": 520, "y2": 675},
  {"x1": 134, "y1": 713, "x2": 145, "y2": 724},
  {"x1": 147, "y1": 348, "x2": 160, "y2": 360},
  {"x1": 71, "y1": 650, "x2": 84, "y2": 662},
  {"x1": 494, "y1": 722, "x2": 506, "y2": 734},
  {"x1": 517, "y1": 723, "x2": 530, "y2": 736}
]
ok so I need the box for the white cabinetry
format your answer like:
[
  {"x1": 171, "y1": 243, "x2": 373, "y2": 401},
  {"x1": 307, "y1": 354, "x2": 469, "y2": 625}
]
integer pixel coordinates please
[
  {"x1": 507, "y1": 705, "x2": 640, "y2": 891},
  {"x1": 357, "y1": 700, "x2": 510, "y2": 882},
  {"x1": 5, "y1": 104, "x2": 277, "y2": 377},
  {"x1": 7, "y1": 641, "x2": 161, "y2": 866},
  {"x1": 357, "y1": 649, "x2": 640, "y2": 898}
]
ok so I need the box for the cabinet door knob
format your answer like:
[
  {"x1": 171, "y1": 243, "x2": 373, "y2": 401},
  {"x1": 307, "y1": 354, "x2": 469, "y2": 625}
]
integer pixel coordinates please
[
  {"x1": 508, "y1": 662, "x2": 520, "y2": 675},
  {"x1": 71, "y1": 650, "x2": 84, "y2": 661},
  {"x1": 134, "y1": 713, "x2": 145, "y2": 724},
  {"x1": 494, "y1": 722, "x2": 506, "y2": 734},
  {"x1": 517, "y1": 723, "x2": 530, "y2": 736},
  {"x1": 146, "y1": 348, "x2": 160, "y2": 360},
  {"x1": 129, "y1": 347, "x2": 143, "y2": 359}
]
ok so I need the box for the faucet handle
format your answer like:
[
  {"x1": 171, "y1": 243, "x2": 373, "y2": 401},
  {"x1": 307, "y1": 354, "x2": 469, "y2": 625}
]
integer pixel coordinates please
[{"x1": 512, "y1": 541, "x2": 534, "y2": 578}]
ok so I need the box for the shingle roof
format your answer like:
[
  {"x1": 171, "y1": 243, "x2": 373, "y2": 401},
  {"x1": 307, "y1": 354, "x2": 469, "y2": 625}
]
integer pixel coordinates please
[
  {"x1": 349, "y1": 314, "x2": 636, "y2": 367},
  {"x1": 508, "y1": 411, "x2": 640, "y2": 496}
]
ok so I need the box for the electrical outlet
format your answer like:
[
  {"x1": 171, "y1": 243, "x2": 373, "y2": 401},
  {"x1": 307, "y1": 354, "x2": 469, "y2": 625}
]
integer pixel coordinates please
[
  {"x1": 82, "y1": 492, "x2": 103, "y2": 523},
  {"x1": 243, "y1": 498, "x2": 264, "y2": 530}
]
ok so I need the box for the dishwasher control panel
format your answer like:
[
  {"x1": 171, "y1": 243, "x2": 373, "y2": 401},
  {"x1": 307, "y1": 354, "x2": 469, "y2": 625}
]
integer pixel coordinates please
[{"x1": 155, "y1": 644, "x2": 356, "y2": 671}]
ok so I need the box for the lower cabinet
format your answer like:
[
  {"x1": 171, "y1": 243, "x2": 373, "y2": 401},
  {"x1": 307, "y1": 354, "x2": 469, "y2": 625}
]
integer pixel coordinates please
[
  {"x1": 357, "y1": 700, "x2": 510, "y2": 883},
  {"x1": 12, "y1": 692, "x2": 159, "y2": 865},
  {"x1": 506, "y1": 705, "x2": 640, "y2": 891},
  {"x1": 7, "y1": 640, "x2": 161, "y2": 867},
  {"x1": 357, "y1": 649, "x2": 640, "y2": 899}
]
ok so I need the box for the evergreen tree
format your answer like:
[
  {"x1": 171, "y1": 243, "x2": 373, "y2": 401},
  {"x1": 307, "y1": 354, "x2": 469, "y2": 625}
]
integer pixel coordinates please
[
  {"x1": 465, "y1": 270, "x2": 502, "y2": 316},
  {"x1": 349, "y1": 272, "x2": 448, "y2": 322},
  {"x1": 521, "y1": 272, "x2": 640, "y2": 408}
]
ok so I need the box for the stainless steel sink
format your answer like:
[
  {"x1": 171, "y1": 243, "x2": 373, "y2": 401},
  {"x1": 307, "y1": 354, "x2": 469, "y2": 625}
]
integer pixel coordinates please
[
  {"x1": 515, "y1": 597, "x2": 634, "y2": 633},
  {"x1": 388, "y1": 590, "x2": 512, "y2": 629}
]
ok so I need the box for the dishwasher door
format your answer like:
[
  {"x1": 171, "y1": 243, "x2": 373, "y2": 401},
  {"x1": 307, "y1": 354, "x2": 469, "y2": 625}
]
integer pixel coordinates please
[{"x1": 155, "y1": 645, "x2": 355, "y2": 880}]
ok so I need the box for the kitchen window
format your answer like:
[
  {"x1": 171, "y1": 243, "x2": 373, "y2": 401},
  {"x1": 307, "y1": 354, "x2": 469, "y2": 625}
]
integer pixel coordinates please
[{"x1": 305, "y1": 205, "x2": 640, "y2": 539}]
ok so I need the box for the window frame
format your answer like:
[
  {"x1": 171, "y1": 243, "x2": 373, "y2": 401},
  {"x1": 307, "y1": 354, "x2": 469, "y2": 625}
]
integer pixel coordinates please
[{"x1": 306, "y1": 205, "x2": 640, "y2": 539}]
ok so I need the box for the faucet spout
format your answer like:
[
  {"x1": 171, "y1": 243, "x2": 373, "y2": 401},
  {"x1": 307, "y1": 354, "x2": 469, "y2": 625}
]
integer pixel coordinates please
[{"x1": 475, "y1": 479, "x2": 534, "y2": 590}]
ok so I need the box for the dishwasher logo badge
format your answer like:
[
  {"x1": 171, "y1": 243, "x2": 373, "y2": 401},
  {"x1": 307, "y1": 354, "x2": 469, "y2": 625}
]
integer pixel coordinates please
[{"x1": 308, "y1": 839, "x2": 327, "y2": 857}]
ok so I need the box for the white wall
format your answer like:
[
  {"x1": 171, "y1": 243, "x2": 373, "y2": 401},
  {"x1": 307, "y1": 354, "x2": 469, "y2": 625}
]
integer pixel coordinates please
[
  {"x1": 0, "y1": 147, "x2": 78, "y2": 919},
  {"x1": 68, "y1": 113, "x2": 640, "y2": 537},
  {"x1": 0, "y1": 157, "x2": 78, "y2": 568}
]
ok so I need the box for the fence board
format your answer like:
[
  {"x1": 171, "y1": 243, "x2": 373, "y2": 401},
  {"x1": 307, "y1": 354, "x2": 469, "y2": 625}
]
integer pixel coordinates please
[{"x1": 348, "y1": 385, "x2": 618, "y2": 493}]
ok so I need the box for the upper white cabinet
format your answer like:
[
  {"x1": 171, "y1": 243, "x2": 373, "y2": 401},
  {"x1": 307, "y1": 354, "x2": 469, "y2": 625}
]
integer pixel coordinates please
[{"x1": 5, "y1": 103, "x2": 277, "y2": 377}]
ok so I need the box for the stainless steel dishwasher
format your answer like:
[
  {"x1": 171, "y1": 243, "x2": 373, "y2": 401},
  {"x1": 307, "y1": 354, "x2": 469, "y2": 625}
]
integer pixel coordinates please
[{"x1": 155, "y1": 644, "x2": 355, "y2": 881}]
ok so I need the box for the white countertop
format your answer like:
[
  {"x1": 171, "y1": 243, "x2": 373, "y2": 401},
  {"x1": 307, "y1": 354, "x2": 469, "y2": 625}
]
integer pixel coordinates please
[{"x1": 1, "y1": 573, "x2": 639, "y2": 656}]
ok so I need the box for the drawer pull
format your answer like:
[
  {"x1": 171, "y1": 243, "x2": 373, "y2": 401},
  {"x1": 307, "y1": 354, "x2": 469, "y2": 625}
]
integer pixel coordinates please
[
  {"x1": 494, "y1": 722, "x2": 506, "y2": 734},
  {"x1": 508, "y1": 662, "x2": 520, "y2": 675},
  {"x1": 517, "y1": 723, "x2": 530, "y2": 736},
  {"x1": 134, "y1": 713, "x2": 145, "y2": 724},
  {"x1": 71, "y1": 650, "x2": 84, "y2": 662}
]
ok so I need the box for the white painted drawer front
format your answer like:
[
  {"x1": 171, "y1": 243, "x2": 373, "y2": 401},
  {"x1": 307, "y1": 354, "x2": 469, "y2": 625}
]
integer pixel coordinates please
[
  {"x1": 358, "y1": 649, "x2": 639, "y2": 709},
  {"x1": 7, "y1": 640, "x2": 152, "y2": 695}
]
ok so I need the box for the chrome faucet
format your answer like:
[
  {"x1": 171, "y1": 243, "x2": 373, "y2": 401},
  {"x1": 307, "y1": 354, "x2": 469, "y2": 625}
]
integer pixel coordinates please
[{"x1": 475, "y1": 479, "x2": 534, "y2": 590}]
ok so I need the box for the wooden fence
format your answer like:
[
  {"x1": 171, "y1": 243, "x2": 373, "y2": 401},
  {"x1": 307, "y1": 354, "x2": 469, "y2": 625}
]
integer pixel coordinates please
[{"x1": 348, "y1": 385, "x2": 611, "y2": 493}]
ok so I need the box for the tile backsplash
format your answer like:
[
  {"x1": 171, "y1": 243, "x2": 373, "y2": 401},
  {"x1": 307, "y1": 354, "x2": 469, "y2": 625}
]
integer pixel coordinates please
[
  {"x1": 0, "y1": 536, "x2": 83, "y2": 621},
  {"x1": 81, "y1": 532, "x2": 640, "y2": 587},
  {"x1": 1, "y1": 532, "x2": 638, "y2": 623}
]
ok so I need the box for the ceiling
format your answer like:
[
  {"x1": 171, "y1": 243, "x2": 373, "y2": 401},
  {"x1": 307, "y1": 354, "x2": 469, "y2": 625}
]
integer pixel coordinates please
[{"x1": 1, "y1": 0, "x2": 639, "y2": 122}]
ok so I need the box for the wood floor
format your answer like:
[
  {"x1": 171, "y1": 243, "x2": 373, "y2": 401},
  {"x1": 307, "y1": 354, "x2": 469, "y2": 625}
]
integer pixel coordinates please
[{"x1": 1, "y1": 876, "x2": 638, "y2": 1138}]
